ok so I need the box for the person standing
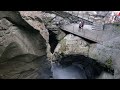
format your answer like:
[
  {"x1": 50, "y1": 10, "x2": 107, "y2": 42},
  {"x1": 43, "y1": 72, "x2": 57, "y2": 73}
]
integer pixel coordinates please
[{"x1": 79, "y1": 20, "x2": 84, "y2": 32}]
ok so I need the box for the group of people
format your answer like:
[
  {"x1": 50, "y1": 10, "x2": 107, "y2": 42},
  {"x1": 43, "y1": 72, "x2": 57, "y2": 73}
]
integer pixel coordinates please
[
  {"x1": 78, "y1": 11, "x2": 120, "y2": 32},
  {"x1": 108, "y1": 11, "x2": 120, "y2": 23}
]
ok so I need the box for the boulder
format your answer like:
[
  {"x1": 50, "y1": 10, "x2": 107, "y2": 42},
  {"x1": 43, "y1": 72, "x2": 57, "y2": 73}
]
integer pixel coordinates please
[{"x1": 53, "y1": 34, "x2": 89, "y2": 59}]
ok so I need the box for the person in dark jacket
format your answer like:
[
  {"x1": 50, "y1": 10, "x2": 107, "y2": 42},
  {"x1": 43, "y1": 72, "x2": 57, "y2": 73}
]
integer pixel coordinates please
[{"x1": 79, "y1": 20, "x2": 84, "y2": 32}]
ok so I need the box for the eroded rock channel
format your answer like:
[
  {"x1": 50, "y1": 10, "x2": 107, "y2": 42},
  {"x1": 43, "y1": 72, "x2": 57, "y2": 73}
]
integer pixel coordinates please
[{"x1": 0, "y1": 11, "x2": 116, "y2": 79}]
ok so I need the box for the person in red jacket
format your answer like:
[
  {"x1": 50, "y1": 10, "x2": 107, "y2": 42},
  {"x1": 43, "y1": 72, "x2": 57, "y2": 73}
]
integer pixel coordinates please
[{"x1": 115, "y1": 12, "x2": 120, "y2": 22}]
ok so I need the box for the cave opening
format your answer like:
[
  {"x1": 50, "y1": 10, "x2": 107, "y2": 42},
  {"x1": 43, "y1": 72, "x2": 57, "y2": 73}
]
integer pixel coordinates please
[{"x1": 51, "y1": 54, "x2": 114, "y2": 79}]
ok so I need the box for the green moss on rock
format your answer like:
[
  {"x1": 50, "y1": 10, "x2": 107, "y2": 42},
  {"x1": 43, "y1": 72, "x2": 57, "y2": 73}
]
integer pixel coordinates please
[{"x1": 105, "y1": 56, "x2": 113, "y2": 68}]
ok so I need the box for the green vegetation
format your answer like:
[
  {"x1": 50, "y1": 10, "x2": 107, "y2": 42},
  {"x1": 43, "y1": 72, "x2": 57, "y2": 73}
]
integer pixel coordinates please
[{"x1": 105, "y1": 56, "x2": 113, "y2": 68}]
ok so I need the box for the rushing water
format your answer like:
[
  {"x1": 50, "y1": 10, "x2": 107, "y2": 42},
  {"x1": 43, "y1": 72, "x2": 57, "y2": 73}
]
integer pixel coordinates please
[{"x1": 51, "y1": 62, "x2": 87, "y2": 79}]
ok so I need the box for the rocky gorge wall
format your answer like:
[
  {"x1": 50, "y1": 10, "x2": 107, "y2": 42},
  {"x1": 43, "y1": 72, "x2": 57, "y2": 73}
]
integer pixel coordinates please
[
  {"x1": 0, "y1": 11, "x2": 118, "y2": 79},
  {"x1": 42, "y1": 11, "x2": 119, "y2": 79},
  {"x1": 0, "y1": 11, "x2": 52, "y2": 79}
]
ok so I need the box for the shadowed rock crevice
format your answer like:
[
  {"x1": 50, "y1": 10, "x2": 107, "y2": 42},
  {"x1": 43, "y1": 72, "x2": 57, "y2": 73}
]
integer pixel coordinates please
[{"x1": 48, "y1": 29, "x2": 67, "y2": 53}]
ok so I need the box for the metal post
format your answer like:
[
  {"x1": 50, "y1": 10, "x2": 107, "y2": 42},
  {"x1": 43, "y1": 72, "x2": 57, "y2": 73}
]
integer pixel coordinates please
[
  {"x1": 73, "y1": 24, "x2": 74, "y2": 33},
  {"x1": 77, "y1": 11, "x2": 79, "y2": 17}
]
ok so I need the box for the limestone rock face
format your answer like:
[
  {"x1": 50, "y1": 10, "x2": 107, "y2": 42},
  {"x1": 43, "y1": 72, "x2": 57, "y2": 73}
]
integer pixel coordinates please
[
  {"x1": 89, "y1": 36, "x2": 120, "y2": 79},
  {"x1": 19, "y1": 11, "x2": 55, "y2": 59},
  {"x1": 86, "y1": 23, "x2": 120, "y2": 78},
  {"x1": 0, "y1": 18, "x2": 47, "y2": 57},
  {"x1": 0, "y1": 11, "x2": 35, "y2": 30},
  {"x1": 0, "y1": 55, "x2": 52, "y2": 79},
  {"x1": 19, "y1": 11, "x2": 49, "y2": 42},
  {"x1": 0, "y1": 11, "x2": 52, "y2": 79},
  {"x1": 54, "y1": 34, "x2": 89, "y2": 56}
]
